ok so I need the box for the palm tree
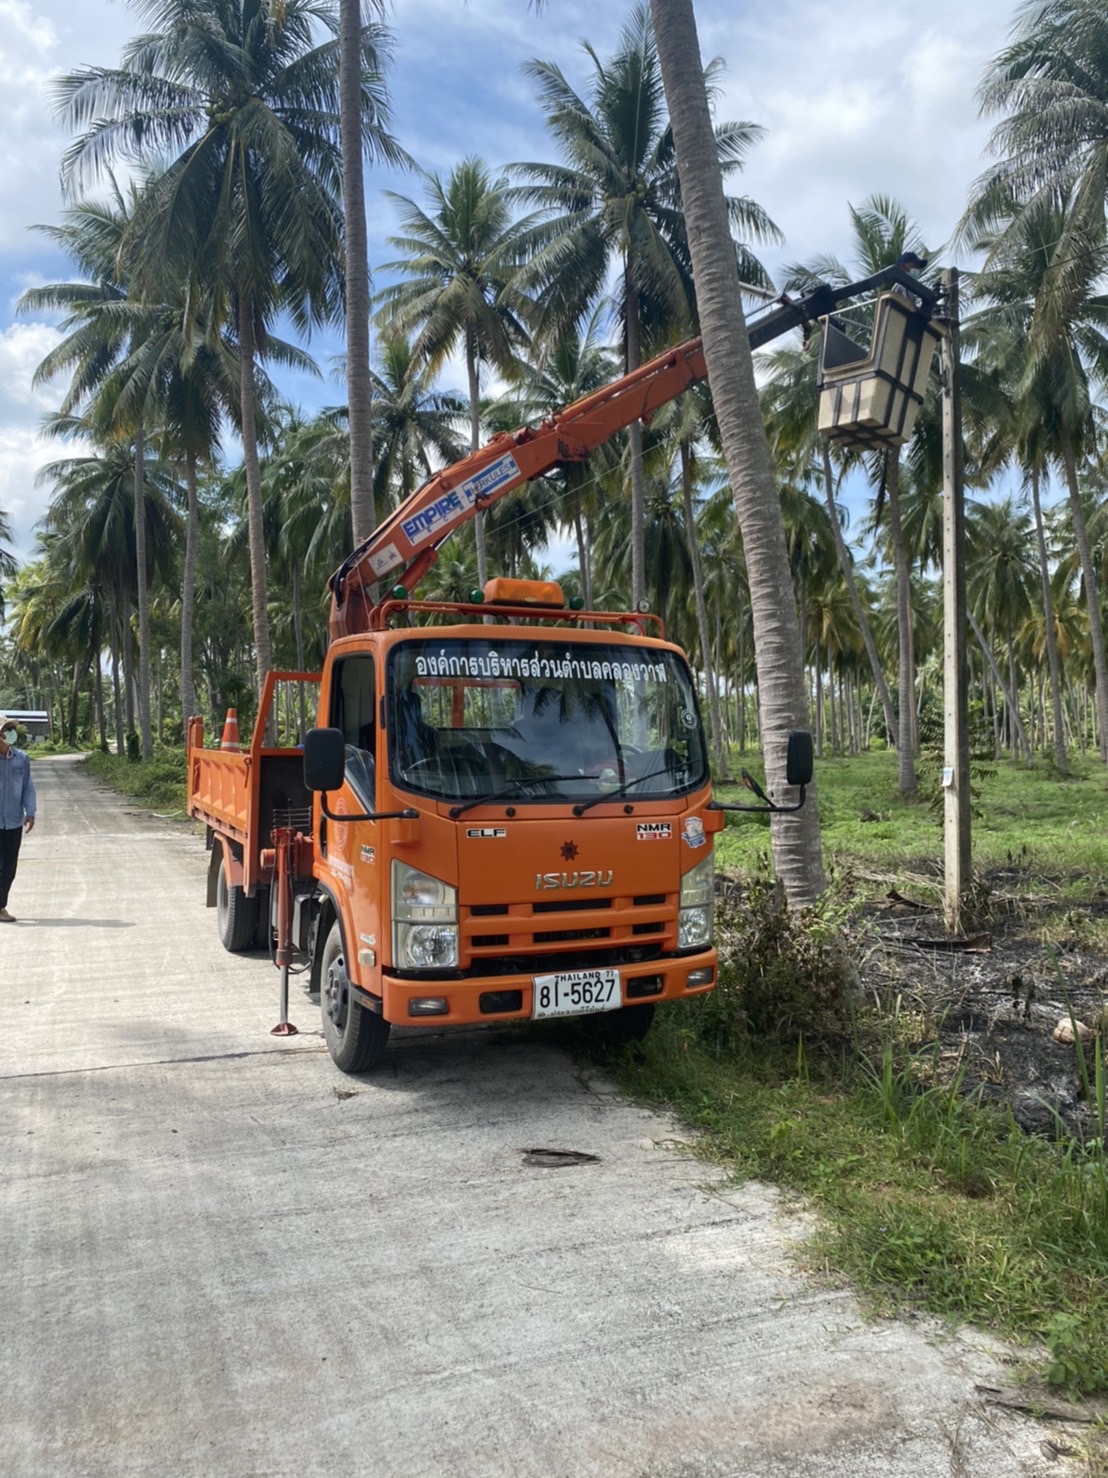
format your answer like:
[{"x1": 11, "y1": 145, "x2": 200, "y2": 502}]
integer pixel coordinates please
[
  {"x1": 37, "y1": 434, "x2": 179, "y2": 751},
  {"x1": 966, "y1": 497, "x2": 1038, "y2": 760},
  {"x1": 369, "y1": 330, "x2": 467, "y2": 508},
  {"x1": 964, "y1": 4, "x2": 1108, "y2": 757},
  {"x1": 0, "y1": 510, "x2": 17, "y2": 619},
  {"x1": 338, "y1": 0, "x2": 399, "y2": 546},
  {"x1": 499, "y1": 308, "x2": 622, "y2": 610},
  {"x1": 54, "y1": 0, "x2": 404, "y2": 701},
  {"x1": 516, "y1": 2, "x2": 778, "y2": 613},
  {"x1": 649, "y1": 0, "x2": 824, "y2": 904},
  {"x1": 968, "y1": 0, "x2": 1108, "y2": 282},
  {"x1": 20, "y1": 181, "x2": 167, "y2": 755},
  {"x1": 963, "y1": 197, "x2": 1108, "y2": 759},
  {"x1": 376, "y1": 158, "x2": 537, "y2": 586},
  {"x1": 660, "y1": 390, "x2": 729, "y2": 774}
]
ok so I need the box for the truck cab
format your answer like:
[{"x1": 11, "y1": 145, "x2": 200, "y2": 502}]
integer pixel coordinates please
[{"x1": 304, "y1": 587, "x2": 722, "y2": 1071}]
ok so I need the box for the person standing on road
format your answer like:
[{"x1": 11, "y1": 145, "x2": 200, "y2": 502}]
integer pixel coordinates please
[{"x1": 0, "y1": 715, "x2": 36, "y2": 922}]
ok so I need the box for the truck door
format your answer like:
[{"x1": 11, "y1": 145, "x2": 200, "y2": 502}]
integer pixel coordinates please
[{"x1": 326, "y1": 653, "x2": 383, "y2": 985}]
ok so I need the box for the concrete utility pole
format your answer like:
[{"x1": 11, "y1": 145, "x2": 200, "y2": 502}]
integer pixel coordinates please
[{"x1": 941, "y1": 267, "x2": 971, "y2": 932}]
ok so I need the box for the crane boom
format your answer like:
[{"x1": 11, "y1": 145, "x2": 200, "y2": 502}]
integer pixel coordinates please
[{"x1": 328, "y1": 266, "x2": 935, "y2": 639}]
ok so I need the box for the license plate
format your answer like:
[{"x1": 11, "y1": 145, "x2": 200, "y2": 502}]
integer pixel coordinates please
[{"x1": 532, "y1": 968, "x2": 621, "y2": 1020}]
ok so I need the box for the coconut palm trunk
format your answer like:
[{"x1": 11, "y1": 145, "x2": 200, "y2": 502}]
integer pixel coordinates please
[
  {"x1": 969, "y1": 610, "x2": 1031, "y2": 756},
  {"x1": 465, "y1": 330, "x2": 489, "y2": 588},
  {"x1": 625, "y1": 259, "x2": 647, "y2": 611},
  {"x1": 180, "y1": 450, "x2": 199, "y2": 726},
  {"x1": 339, "y1": 0, "x2": 375, "y2": 547},
  {"x1": 884, "y1": 455, "x2": 916, "y2": 793},
  {"x1": 133, "y1": 423, "x2": 154, "y2": 759},
  {"x1": 1029, "y1": 466, "x2": 1067, "y2": 770},
  {"x1": 1058, "y1": 424, "x2": 1108, "y2": 762},
  {"x1": 680, "y1": 439, "x2": 726, "y2": 776},
  {"x1": 572, "y1": 498, "x2": 593, "y2": 611},
  {"x1": 651, "y1": 0, "x2": 824, "y2": 905},
  {"x1": 238, "y1": 295, "x2": 274, "y2": 696}
]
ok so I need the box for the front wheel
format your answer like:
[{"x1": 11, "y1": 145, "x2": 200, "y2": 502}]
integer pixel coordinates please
[
  {"x1": 216, "y1": 853, "x2": 258, "y2": 953},
  {"x1": 321, "y1": 921, "x2": 390, "y2": 1073}
]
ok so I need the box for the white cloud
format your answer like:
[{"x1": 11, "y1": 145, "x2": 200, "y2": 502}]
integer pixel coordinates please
[
  {"x1": 0, "y1": 320, "x2": 64, "y2": 407},
  {"x1": 0, "y1": 320, "x2": 68, "y2": 559},
  {"x1": 0, "y1": 422, "x2": 61, "y2": 561}
]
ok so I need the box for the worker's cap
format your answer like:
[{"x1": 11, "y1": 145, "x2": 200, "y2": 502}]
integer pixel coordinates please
[
  {"x1": 0, "y1": 715, "x2": 17, "y2": 728},
  {"x1": 896, "y1": 251, "x2": 927, "y2": 270}
]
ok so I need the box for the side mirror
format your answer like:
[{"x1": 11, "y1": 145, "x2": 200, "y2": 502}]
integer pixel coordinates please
[
  {"x1": 786, "y1": 729, "x2": 814, "y2": 788},
  {"x1": 303, "y1": 728, "x2": 345, "y2": 792}
]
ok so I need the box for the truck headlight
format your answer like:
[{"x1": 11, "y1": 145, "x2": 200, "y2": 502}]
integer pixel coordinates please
[
  {"x1": 393, "y1": 862, "x2": 458, "y2": 970},
  {"x1": 678, "y1": 853, "x2": 714, "y2": 950}
]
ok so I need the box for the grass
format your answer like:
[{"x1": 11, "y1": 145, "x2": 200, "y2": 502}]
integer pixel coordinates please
[
  {"x1": 715, "y1": 748, "x2": 1108, "y2": 891},
  {"x1": 82, "y1": 746, "x2": 190, "y2": 816},
  {"x1": 606, "y1": 1004, "x2": 1108, "y2": 1406},
  {"x1": 634, "y1": 747, "x2": 1108, "y2": 1413}
]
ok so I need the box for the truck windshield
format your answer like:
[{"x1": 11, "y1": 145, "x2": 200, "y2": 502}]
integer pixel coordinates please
[{"x1": 387, "y1": 637, "x2": 708, "y2": 806}]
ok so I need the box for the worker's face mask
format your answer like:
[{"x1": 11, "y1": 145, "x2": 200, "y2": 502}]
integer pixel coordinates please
[{"x1": 2, "y1": 729, "x2": 17, "y2": 744}]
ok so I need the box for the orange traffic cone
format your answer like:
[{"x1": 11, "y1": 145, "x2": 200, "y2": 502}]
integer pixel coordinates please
[{"x1": 220, "y1": 707, "x2": 241, "y2": 751}]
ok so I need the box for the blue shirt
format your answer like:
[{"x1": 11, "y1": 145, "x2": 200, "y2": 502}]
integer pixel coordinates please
[{"x1": 0, "y1": 747, "x2": 35, "y2": 829}]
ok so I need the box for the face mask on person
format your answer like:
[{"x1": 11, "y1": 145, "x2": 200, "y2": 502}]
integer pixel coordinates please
[{"x1": 1, "y1": 729, "x2": 17, "y2": 745}]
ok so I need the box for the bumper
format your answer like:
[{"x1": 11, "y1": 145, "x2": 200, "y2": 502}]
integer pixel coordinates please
[{"x1": 379, "y1": 950, "x2": 717, "y2": 1026}]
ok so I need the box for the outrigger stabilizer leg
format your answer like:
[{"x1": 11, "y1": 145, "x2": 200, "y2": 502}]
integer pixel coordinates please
[{"x1": 270, "y1": 823, "x2": 299, "y2": 1037}]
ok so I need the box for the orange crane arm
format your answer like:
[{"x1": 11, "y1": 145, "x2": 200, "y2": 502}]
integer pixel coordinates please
[
  {"x1": 328, "y1": 338, "x2": 708, "y2": 638},
  {"x1": 327, "y1": 265, "x2": 938, "y2": 639}
]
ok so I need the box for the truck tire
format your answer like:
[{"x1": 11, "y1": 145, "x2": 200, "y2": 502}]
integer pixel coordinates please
[
  {"x1": 216, "y1": 853, "x2": 259, "y2": 953},
  {"x1": 321, "y1": 920, "x2": 390, "y2": 1073},
  {"x1": 587, "y1": 1002, "x2": 655, "y2": 1048}
]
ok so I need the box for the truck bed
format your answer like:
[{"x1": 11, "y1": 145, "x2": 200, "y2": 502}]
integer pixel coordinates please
[{"x1": 187, "y1": 672, "x2": 319, "y2": 893}]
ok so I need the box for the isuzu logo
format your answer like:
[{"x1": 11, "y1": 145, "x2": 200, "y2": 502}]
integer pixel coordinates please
[{"x1": 535, "y1": 870, "x2": 613, "y2": 890}]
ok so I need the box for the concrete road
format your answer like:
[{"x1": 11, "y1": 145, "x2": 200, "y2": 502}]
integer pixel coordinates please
[{"x1": 1, "y1": 756, "x2": 1052, "y2": 1477}]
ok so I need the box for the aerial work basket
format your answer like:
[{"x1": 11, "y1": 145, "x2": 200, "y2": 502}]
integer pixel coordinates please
[{"x1": 817, "y1": 293, "x2": 945, "y2": 451}]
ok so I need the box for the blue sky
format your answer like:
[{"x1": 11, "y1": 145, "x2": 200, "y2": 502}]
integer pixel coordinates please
[{"x1": 1, "y1": 0, "x2": 1023, "y2": 564}]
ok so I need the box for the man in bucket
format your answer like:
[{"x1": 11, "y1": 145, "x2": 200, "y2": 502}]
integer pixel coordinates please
[{"x1": 0, "y1": 715, "x2": 36, "y2": 922}]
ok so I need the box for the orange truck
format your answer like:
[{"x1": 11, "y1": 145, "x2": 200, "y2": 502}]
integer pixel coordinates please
[{"x1": 187, "y1": 265, "x2": 939, "y2": 1073}]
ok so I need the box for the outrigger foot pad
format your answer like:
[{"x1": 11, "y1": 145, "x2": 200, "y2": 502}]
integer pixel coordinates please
[{"x1": 270, "y1": 1022, "x2": 300, "y2": 1036}]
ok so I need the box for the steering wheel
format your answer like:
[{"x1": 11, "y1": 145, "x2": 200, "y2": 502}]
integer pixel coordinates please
[{"x1": 583, "y1": 746, "x2": 642, "y2": 780}]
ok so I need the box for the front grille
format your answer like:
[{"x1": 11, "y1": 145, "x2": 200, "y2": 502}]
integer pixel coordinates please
[
  {"x1": 533, "y1": 897, "x2": 612, "y2": 915},
  {"x1": 463, "y1": 890, "x2": 674, "y2": 974},
  {"x1": 476, "y1": 943, "x2": 666, "y2": 976},
  {"x1": 534, "y1": 926, "x2": 610, "y2": 945}
]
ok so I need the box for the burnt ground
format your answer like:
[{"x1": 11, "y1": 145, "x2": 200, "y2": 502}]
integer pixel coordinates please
[{"x1": 856, "y1": 866, "x2": 1108, "y2": 1140}]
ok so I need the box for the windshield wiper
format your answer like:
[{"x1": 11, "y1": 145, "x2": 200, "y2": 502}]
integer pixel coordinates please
[
  {"x1": 571, "y1": 767, "x2": 676, "y2": 816},
  {"x1": 448, "y1": 774, "x2": 586, "y2": 819}
]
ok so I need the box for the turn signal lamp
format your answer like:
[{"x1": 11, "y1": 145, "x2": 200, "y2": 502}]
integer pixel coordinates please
[
  {"x1": 483, "y1": 577, "x2": 565, "y2": 608},
  {"x1": 409, "y1": 997, "x2": 449, "y2": 1017}
]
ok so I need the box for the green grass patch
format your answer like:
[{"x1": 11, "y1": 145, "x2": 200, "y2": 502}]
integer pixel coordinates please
[
  {"x1": 82, "y1": 747, "x2": 190, "y2": 817},
  {"x1": 714, "y1": 749, "x2": 1108, "y2": 890},
  {"x1": 611, "y1": 1008, "x2": 1108, "y2": 1399}
]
